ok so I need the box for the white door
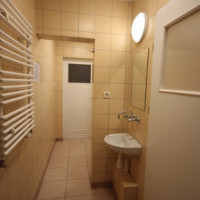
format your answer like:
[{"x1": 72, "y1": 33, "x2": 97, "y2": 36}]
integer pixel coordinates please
[
  {"x1": 144, "y1": 1, "x2": 200, "y2": 200},
  {"x1": 63, "y1": 60, "x2": 92, "y2": 139}
]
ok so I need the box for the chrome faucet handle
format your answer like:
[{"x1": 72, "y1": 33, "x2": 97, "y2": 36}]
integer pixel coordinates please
[{"x1": 118, "y1": 110, "x2": 132, "y2": 119}]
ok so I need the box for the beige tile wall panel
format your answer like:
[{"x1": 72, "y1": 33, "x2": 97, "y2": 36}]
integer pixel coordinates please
[{"x1": 0, "y1": 1, "x2": 56, "y2": 200}]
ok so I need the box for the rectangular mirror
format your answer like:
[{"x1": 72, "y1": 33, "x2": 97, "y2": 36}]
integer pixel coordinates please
[{"x1": 131, "y1": 48, "x2": 149, "y2": 110}]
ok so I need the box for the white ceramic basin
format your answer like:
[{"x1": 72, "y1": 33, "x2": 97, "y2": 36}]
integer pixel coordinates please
[{"x1": 104, "y1": 133, "x2": 142, "y2": 155}]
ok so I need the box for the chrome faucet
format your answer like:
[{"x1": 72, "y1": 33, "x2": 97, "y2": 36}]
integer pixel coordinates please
[
  {"x1": 118, "y1": 110, "x2": 140, "y2": 123},
  {"x1": 117, "y1": 110, "x2": 132, "y2": 119}
]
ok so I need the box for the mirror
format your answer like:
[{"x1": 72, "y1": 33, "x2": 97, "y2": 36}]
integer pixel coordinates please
[{"x1": 131, "y1": 48, "x2": 149, "y2": 110}]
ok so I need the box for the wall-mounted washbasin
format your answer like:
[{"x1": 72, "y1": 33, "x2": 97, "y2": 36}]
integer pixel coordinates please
[{"x1": 104, "y1": 133, "x2": 142, "y2": 155}]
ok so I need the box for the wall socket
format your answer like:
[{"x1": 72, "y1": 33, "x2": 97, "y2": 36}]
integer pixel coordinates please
[{"x1": 104, "y1": 91, "x2": 110, "y2": 99}]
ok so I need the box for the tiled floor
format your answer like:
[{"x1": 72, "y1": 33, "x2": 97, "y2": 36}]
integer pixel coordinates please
[{"x1": 37, "y1": 138, "x2": 117, "y2": 200}]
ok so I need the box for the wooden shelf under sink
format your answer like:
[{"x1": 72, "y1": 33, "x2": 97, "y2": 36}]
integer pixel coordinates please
[{"x1": 113, "y1": 164, "x2": 138, "y2": 200}]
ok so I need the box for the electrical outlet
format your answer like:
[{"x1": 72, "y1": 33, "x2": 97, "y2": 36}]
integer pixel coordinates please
[{"x1": 104, "y1": 91, "x2": 110, "y2": 99}]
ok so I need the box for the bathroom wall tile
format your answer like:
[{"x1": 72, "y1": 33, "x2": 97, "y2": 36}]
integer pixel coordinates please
[
  {"x1": 93, "y1": 67, "x2": 110, "y2": 83},
  {"x1": 111, "y1": 34, "x2": 127, "y2": 51},
  {"x1": 35, "y1": 0, "x2": 42, "y2": 9},
  {"x1": 109, "y1": 115, "x2": 124, "y2": 130},
  {"x1": 61, "y1": 0, "x2": 78, "y2": 12},
  {"x1": 92, "y1": 172, "x2": 106, "y2": 182},
  {"x1": 0, "y1": 170, "x2": 8, "y2": 200},
  {"x1": 95, "y1": 33, "x2": 111, "y2": 50},
  {"x1": 43, "y1": 0, "x2": 61, "y2": 10},
  {"x1": 112, "y1": 0, "x2": 129, "y2": 18},
  {"x1": 93, "y1": 130, "x2": 109, "y2": 144},
  {"x1": 94, "y1": 50, "x2": 111, "y2": 67},
  {"x1": 111, "y1": 51, "x2": 126, "y2": 67},
  {"x1": 93, "y1": 115, "x2": 108, "y2": 130},
  {"x1": 96, "y1": 0, "x2": 112, "y2": 16},
  {"x1": 79, "y1": 14, "x2": 95, "y2": 32},
  {"x1": 109, "y1": 99, "x2": 124, "y2": 115},
  {"x1": 36, "y1": 9, "x2": 42, "y2": 28},
  {"x1": 43, "y1": 10, "x2": 60, "y2": 29},
  {"x1": 110, "y1": 67, "x2": 125, "y2": 83},
  {"x1": 92, "y1": 159, "x2": 107, "y2": 172},
  {"x1": 79, "y1": 0, "x2": 95, "y2": 14},
  {"x1": 112, "y1": 17, "x2": 128, "y2": 35},
  {"x1": 92, "y1": 144, "x2": 107, "y2": 159},
  {"x1": 79, "y1": 31, "x2": 95, "y2": 39},
  {"x1": 110, "y1": 84, "x2": 125, "y2": 99},
  {"x1": 61, "y1": 12, "x2": 78, "y2": 31},
  {"x1": 96, "y1": 16, "x2": 112, "y2": 33},
  {"x1": 147, "y1": 0, "x2": 158, "y2": 17},
  {"x1": 93, "y1": 83, "x2": 109, "y2": 99},
  {"x1": 158, "y1": 0, "x2": 170, "y2": 10},
  {"x1": 93, "y1": 99, "x2": 109, "y2": 114}
]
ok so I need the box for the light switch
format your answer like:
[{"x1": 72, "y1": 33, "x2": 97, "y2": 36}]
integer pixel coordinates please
[{"x1": 104, "y1": 91, "x2": 110, "y2": 99}]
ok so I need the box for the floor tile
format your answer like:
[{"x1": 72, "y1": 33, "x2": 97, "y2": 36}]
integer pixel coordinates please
[
  {"x1": 48, "y1": 157, "x2": 69, "y2": 169},
  {"x1": 66, "y1": 195, "x2": 93, "y2": 200},
  {"x1": 51, "y1": 149, "x2": 69, "y2": 158},
  {"x1": 66, "y1": 179, "x2": 92, "y2": 197},
  {"x1": 54, "y1": 142, "x2": 70, "y2": 151},
  {"x1": 69, "y1": 148, "x2": 86, "y2": 157},
  {"x1": 67, "y1": 166, "x2": 88, "y2": 179},
  {"x1": 44, "y1": 168, "x2": 67, "y2": 181},
  {"x1": 37, "y1": 181, "x2": 66, "y2": 199},
  {"x1": 68, "y1": 156, "x2": 87, "y2": 167},
  {"x1": 92, "y1": 193, "x2": 116, "y2": 200}
]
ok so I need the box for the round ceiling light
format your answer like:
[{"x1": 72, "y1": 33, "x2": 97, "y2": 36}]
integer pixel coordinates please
[{"x1": 131, "y1": 12, "x2": 147, "y2": 43}]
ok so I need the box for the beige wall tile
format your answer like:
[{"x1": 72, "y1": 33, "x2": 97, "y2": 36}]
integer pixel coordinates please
[
  {"x1": 79, "y1": 0, "x2": 95, "y2": 14},
  {"x1": 36, "y1": 9, "x2": 42, "y2": 28},
  {"x1": 96, "y1": 16, "x2": 112, "y2": 33},
  {"x1": 113, "y1": 0, "x2": 129, "y2": 18},
  {"x1": 61, "y1": 0, "x2": 78, "y2": 12},
  {"x1": 109, "y1": 99, "x2": 124, "y2": 115},
  {"x1": 96, "y1": 0, "x2": 112, "y2": 16},
  {"x1": 110, "y1": 67, "x2": 125, "y2": 83},
  {"x1": 79, "y1": 14, "x2": 95, "y2": 32},
  {"x1": 112, "y1": 17, "x2": 128, "y2": 35},
  {"x1": 110, "y1": 84, "x2": 125, "y2": 99},
  {"x1": 94, "y1": 50, "x2": 111, "y2": 67},
  {"x1": 93, "y1": 115, "x2": 108, "y2": 129},
  {"x1": 92, "y1": 144, "x2": 107, "y2": 159},
  {"x1": 109, "y1": 115, "x2": 124, "y2": 130},
  {"x1": 111, "y1": 34, "x2": 127, "y2": 51},
  {"x1": 43, "y1": 0, "x2": 60, "y2": 10},
  {"x1": 93, "y1": 83, "x2": 109, "y2": 98},
  {"x1": 111, "y1": 51, "x2": 126, "y2": 67},
  {"x1": 61, "y1": 12, "x2": 78, "y2": 31},
  {"x1": 35, "y1": 0, "x2": 42, "y2": 9},
  {"x1": 93, "y1": 67, "x2": 109, "y2": 83},
  {"x1": 92, "y1": 172, "x2": 106, "y2": 182},
  {"x1": 92, "y1": 159, "x2": 107, "y2": 172},
  {"x1": 79, "y1": 31, "x2": 95, "y2": 39},
  {"x1": 93, "y1": 99, "x2": 109, "y2": 114},
  {"x1": 95, "y1": 33, "x2": 111, "y2": 50},
  {"x1": 43, "y1": 10, "x2": 60, "y2": 29},
  {"x1": 93, "y1": 130, "x2": 108, "y2": 144}
]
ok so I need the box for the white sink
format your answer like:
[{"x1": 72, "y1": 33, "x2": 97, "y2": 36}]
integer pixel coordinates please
[{"x1": 104, "y1": 133, "x2": 142, "y2": 155}]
